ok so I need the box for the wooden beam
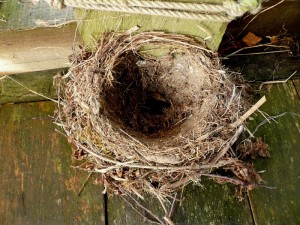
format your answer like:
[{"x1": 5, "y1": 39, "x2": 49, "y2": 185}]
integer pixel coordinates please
[
  {"x1": 248, "y1": 80, "x2": 300, "y2": 224},
  {"x1": 0, "y1": 102, "x2": 105, "y2": 224},
  {"x1": 108, "y1": 179, "x2": 253, "y2": 225},
  {"x1": 0, "y1": 69, "x2": 64, "y2": 105},
  {"x1": 0, "y1": 24, "x2": 80, "y2": 76},
  {"x1": 75, "y1": 0, "x2": 228, "y2": 52}
]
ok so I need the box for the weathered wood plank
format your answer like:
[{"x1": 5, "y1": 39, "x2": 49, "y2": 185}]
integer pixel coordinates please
[
  {"x1": 247, "y1": 80, "x2": 300, "y2": 225},
  {"x1": 75, "y1": 0, "x2": 228, "y2": 52},
  {"x1": 223, "y1": 52, "x2": 300, "y2": 81},
  {"x1": 108, "y1": 179, "x2": 253, "y2": 225},
  {"x1": 107, "y1": 192, "x2": 164, "y2": 225},
  {"x1": 0, "y1": 0, "x2": 78, "y2": 75},
  {"x1": 0, "y1": 25, "x2": 80, "y2": 75},
  {"x1": 0, "y1": 69, "x2": 64, "y2": 104},
  {"x1": 293, "y1": 79, "x2": 300, "y2": 96},
  {"x1": 0, "y1": 102, "x2": 105, "y2": 225},
  {"x1": 173, "y1": 180, "x2": 253, "y2": 225},
  {"x1": 0, "y1": 0, "x2": 73, "y2": 31}
]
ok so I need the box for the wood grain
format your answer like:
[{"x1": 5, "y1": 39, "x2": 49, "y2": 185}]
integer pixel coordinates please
[
  {"x1": 75, "y1": 0, "x2": 228, "y2": 52},
  {"x1": 247, "y1": 80, "x2": 300, "y2": 225},
  {"x1": 108, "y1": 179, "x2": 253, "y2": 225},
  {"x1": 0, "y1": 69, "x2": 64, "y2": 104},
  {"x1": 0, "y1": 102, "x2": 104, "y2": 225},
  {"x1": 0, "y1": 25, "x2": 80, "y2": 75}
]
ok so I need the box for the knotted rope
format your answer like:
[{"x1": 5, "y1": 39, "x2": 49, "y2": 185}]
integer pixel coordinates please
[{"x1": 49, "y1": 0, "x2": 261, "y2": 22}]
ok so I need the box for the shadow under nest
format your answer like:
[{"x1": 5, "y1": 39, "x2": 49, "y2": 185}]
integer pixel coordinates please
[{"x1": 55, "y1": 31, "x2": 266, "y2": 224}]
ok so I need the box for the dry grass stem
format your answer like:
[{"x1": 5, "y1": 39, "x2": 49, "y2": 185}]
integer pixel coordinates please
[
  {"x1": 228, "y1": 50, "x2": 290, "y2": 56},
  {"x1": 230, "y1": 96, "x2": 266, "y2": 127},
  {"x1": 237, "y1": 0, "x2": 285, "y2": 38},
  {"x1": 5, "y1": 76, "x2": 59, "y2": 104},
  {"x1": 224, "y1": 43, "x2": 290, "y2": 58},
  {"x1": 259, "y1": 71, "x2": 297, "y2": 90}
]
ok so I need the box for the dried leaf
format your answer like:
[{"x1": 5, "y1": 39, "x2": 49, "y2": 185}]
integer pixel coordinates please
[
  {"x1": 270, "y1": 35, "x2": 279, "y2": 44},
  {"x1": 225, "y1": 161, "x2": 262, "y2": 184},
  {"x1": 238, "y1": 138, "x2": 270, "y2": 160},
  {"x1": 242, "y1": 32, "x2": 262, "y2": 47}
]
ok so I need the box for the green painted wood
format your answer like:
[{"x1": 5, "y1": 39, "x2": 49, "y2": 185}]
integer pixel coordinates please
[
  {"x1": 107, "y1": 193, "x2": 163, "y2": 225},
  {"x1": 173, "y1": 180, "x2": 253, "y2": 225},
  {"x1": 108, "y1": 179, "x2": 253, "y2": 225},
  {"x1": 0, "y1": 102, "x2": 105, "y2": 225},
  {"x1": 226, "y1": 0, "x2": 300, "y2": 39},
  {"x1": 247, "y1": 80, "x2": 300, "y2": 225},
  {"x1": 0, "y1": 0, "x2": 73, "y2": 30},
  {"x1": 75, "y1": 0, "x2": 228, "y2": 52},
  {"x1": 0, "y1": 69, "x2": 64, "y2": 104},
  {"x1": 293, "y1": 79, "x2": 300, "y2": 95}
]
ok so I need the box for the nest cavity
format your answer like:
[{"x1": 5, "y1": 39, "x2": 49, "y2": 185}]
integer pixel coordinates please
[{"x1": 56, "y1": 31, "x2": 249, "y2": 198}]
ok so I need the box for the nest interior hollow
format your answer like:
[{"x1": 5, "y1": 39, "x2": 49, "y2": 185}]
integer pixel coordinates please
[
  {"x1": 57, "y1": 31, "x2": 250, "y2": 198},
  {"x1": 102, "y1": 51, "x2": 175, "y2": 137},
  {"x1": 101, "y1": 50, "x2": 216, "y2": 140}
]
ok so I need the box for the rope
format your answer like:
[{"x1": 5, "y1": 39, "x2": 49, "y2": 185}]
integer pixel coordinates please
[
  {"x1": 64, "y1": 0, "x2": 235, "y2": 21},
  {"x1": 68, "y1": 0, "x2": 227, "y2": 13},
  {"x1": 52, "y1": 0, "x2": 261, "y2": 21},
  {"x1": 47, "y1": 0, "x2": 65, "y2": 8}
]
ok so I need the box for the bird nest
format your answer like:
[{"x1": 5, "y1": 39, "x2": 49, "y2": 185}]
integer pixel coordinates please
[{"x1": 55, "y1": 30, "x2": 262, "y2": 204}]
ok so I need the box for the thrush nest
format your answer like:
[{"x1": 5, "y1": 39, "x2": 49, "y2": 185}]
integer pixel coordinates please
[{"x1": 55, "y1": 30, "x2": 261, "y2": 203}]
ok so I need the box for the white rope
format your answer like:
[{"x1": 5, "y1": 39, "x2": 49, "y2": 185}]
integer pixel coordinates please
[
  {"x1": 69, "y1": 0, "x2": 227, "y2": 13},
  {"x1": 46, "y1": 0, "x2": 65, "y2": 8},
  {"x1": 52, "y1": 0, "x2": 261, "y2": 21},
  {"x1": 223, "y1": 0, "x2": 261, "y2": 17},
  {"x1": 65, "y1": 0, "x2": 235, "y2": 21}
]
